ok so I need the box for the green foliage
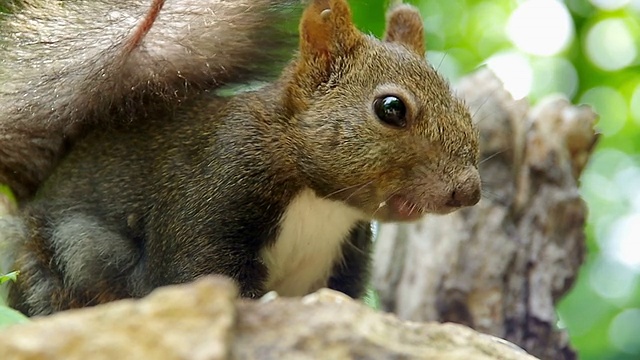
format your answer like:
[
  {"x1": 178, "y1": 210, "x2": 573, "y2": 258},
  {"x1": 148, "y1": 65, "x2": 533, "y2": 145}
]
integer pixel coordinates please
[
  {"x1": 0, "y1": 271, "x2": 27, "y2": 328},
  {"x1": 363, "y1": 286, "x2": 382, "y2": 310},
  {"x1": 0, "y1": 305, "x2": 29, "y2": 330},
  {"x1": 0, "y1": 185, "x2": 15, "y2": 203},
  {"x1": 0, "y1": 271, "x2": 19, "y2": 285},
  {"x1": 0, "y1": 306, "x2": 28, "y2": 329}
]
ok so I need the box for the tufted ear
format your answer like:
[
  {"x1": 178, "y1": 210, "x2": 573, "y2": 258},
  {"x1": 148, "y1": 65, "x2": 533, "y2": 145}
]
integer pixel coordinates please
[
  {"x1": 299, "y1": 0, "x2": 363, "y2": 63},
  {"x1": 383, "y1": 4, "x2": 426, "y2": 56}
]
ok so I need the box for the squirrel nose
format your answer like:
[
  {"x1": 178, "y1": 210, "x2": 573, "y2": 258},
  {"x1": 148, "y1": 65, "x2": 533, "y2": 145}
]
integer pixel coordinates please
[{"x1": 446, "y1": 168, "x2": 481, "y2": 208}]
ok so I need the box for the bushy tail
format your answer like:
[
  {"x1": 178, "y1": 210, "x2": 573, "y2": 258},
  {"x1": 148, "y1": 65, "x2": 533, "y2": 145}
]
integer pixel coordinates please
[{"x1": 0, "y1": 0, "x2": 299, "y2": 200}]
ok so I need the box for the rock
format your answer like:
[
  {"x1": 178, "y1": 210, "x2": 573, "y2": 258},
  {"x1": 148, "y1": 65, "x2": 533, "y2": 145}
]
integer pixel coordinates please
[
  {"x1": 0, "y1": 277, "x2": 237, "y2": 360},
  {"x1": 0, "y1": 276, "x2": 538, "y2": 360}
]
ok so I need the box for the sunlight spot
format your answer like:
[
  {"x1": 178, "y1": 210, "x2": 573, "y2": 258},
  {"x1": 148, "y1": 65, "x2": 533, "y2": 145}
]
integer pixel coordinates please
[
  {"x1": 590, "y1": 0, "x2": 630, "y2": 10},
  {"x1": 606, "y1": 213, "x2": 640, "y2": 269},
  {"x1": 585, "y1": 19, "x2": 637, "y2": 71},
  {"x1": 531, "y1": 57, "x2": 579, "y2": 98},
  {"x1": 589, "y1": 256, "x2": 637, "y2": 303},
  {"x1": 485, "y1": 51, "x2": 532, "y2": 100},
  {"x1": 506, "y1": 0, "x2": 574, "y2": 56},
  {"x1": 614, "y1": 166, "x2": 640, "y2": 210}
]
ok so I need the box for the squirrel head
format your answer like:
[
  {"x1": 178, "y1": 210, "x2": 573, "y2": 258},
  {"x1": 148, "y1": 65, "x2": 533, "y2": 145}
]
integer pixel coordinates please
[{"x1": 283, "y1": 0, "x2": 480, "y2": 222}]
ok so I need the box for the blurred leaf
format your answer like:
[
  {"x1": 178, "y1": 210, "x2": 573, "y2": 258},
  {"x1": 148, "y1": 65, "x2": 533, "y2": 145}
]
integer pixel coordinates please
[
  {"x1": 350, "y1": 0, "x2": 386, "y2": 36},
  {"x1": 0, "y1": 184, "x2": 16, "y2": 205},
  {"x1": 0, "y1": 306, "x2": 28, "y2": 329},
  {"x1": 363, "y1": 286, "x2": 381, "y2": 310},
  {"x1": 0, "y1": 271, "x2": 19, "y2": 285}
]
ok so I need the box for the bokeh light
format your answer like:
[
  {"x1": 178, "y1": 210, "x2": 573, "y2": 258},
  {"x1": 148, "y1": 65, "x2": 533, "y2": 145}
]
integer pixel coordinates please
[
  {"x1": 530, "y1": 57, "x2": 579, "y2": 98},
  {"x1": 590, "y1": 0, "x2": 631, "y2": 10},
  {"x1": 485, "y1": 51, "x2": 533, "y2": 99},
  {"x1": 608, "y1": 308, "x2": 640, "y2": 354},
  {"x1": 585, "y1": 18, "x2": 638, "y2": 71},
  {"x1": 589, "y1": 256, "x2": 637, "y2": 303},
  {"x1": 607, "y1": 213, "x2": 640, "y2": 270},
  {"x1": 506, "y1": 0, "x2": 574, "y2": 56}
]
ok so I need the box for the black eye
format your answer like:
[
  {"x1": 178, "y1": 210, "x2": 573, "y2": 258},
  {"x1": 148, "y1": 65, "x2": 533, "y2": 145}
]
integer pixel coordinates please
[{"x1": 373, "y1": 96, "x2": 407, "y2": 128}]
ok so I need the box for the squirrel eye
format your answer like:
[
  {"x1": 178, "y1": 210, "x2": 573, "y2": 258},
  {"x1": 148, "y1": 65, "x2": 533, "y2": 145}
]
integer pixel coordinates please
[{"x1": 373, "y1": 96, "x2": 407, "y2": 128}]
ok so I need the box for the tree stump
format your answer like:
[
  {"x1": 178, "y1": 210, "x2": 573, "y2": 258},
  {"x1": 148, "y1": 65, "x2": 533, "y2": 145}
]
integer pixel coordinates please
[{"x1": 372, "y1": 69, "x2": 599, "y2": 360}]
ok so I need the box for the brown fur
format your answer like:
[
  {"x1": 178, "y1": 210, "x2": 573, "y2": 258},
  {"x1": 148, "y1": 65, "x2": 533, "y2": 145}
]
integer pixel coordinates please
[
  {"x1": 1, "y1": 0, "x2": 480, "y2": 315},
  {"x1": 384, "y1": 4, "x2": 426, "y2": 55}
]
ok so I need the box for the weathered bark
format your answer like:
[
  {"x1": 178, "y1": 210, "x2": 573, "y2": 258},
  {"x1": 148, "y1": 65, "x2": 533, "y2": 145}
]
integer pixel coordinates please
[{"x1": 372, "y1": 69, "x2": 598, "y2": 360}]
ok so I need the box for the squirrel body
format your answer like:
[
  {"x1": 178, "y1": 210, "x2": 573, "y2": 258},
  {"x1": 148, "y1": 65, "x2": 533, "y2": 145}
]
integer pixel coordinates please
[{"x1": 0, "y1": 0, "x2": 481, "y2": 316}]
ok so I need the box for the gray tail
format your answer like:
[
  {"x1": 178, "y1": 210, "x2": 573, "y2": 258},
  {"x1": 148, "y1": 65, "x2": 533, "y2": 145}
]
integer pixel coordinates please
[{"x1": 0, "y1": 0, "x2": 300, "y2": 200}]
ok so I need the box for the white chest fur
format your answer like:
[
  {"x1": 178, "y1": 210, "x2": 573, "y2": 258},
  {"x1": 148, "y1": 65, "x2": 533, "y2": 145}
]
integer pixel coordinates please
[{"x1": 261, "y1": 188, "x2": 366, "y2": 296}]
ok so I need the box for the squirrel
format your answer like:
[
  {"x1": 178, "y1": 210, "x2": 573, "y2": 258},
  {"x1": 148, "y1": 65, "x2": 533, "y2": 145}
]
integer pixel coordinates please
[{"x1": 0, "y1": 0, "x2": 481, "y2": 316}]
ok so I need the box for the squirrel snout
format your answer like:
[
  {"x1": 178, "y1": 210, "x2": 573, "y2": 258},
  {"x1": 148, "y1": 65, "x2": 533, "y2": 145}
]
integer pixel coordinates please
[{"x1": 445, "y1": 168, "x2": 481, "y2": 208}]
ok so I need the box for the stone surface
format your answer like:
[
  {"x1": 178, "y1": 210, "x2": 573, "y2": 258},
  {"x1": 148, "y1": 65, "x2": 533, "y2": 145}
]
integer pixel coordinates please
[
  {"x1": 0, "y1": 277, "x2": 237, "y2": 360},
  {"x1": 233, "y1": 289, "x2": 537, "y2": 360},
  {"x1": 0, "y1": 276, "x2": 538, "y2": 360}
]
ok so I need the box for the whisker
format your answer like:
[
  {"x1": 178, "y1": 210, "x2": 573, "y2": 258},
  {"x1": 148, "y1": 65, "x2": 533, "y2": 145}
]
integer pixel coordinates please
[
  {"x1": 481, "y1": 191, "x2": 511, "y2": 207},
  {"x1": 473, "y1": 99, "x2": 526, "y2": 125},
  {"x1": 480, "y1": 179, "x2": 506, "y2": 187},
  {"x1": 470, "y1": 94, "x2": 494, "y2": 120},
  {"x1": 322, "y1": 180, "x2": 373, "y2": 200},
  {"x1": 480, "y1": 190, "x2": 501, "y2": 201},
  {"x1": 479, "y1": 148, "x2": 510, "y2": 165},
  {"x1": 343, "y1": 180, "x2": 375, "y2": 203},
  {"x1": 370, "y1": 188, "x2": 402, "y2": 219},
  {"x1": 436, "y1": 51, "x2": 448, "y2": 72}
]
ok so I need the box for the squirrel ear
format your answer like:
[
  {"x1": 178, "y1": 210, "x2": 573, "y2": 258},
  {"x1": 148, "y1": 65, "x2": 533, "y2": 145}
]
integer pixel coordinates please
[
  {"x1": 299, "y1": 0, "x2": 362, "y2": 62},
  {"x1": 383, "y1": 4, "x2": 426, "y2": 56}
]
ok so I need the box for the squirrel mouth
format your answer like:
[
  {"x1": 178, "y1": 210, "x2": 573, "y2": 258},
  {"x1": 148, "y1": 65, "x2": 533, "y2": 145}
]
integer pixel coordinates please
[{"x1": 383, "y1": 194, "x2": 425, "y2": 221}]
